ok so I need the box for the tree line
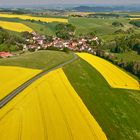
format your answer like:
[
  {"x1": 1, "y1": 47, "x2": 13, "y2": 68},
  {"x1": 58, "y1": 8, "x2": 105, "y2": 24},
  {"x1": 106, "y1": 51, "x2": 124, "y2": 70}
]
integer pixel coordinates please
[
  {"x1": 104, "y1": 34, "x2": 140, "y2": 55},
  {"x1": 91, "y1": 48, "x2": 140, "y2": 79}
]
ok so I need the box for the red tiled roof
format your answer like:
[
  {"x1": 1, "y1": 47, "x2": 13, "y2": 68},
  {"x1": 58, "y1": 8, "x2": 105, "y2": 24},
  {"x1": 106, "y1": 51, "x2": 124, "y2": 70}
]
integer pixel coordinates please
[{"x1": 0, "y1": 52, "x2": 12, "y2": 58}]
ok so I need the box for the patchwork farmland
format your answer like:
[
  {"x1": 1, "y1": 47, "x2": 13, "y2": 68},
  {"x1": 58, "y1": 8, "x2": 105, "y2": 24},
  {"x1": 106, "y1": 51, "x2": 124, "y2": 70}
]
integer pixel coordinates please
[
  {"x1": 0, "y1": 51, "x2": 139, "y2": 140},
  {"x1": 0, "y1": 8, "x2": 140, "y2": 140},
  {"x1": 0, "y1": 68, "x2": 107, "y2": 140},
  {"x1": 0, "y1": 13, "x2": 67, "y2": 33},
  {"x1": 0, "y1": 14, "x2": 68, "y2": 23}
]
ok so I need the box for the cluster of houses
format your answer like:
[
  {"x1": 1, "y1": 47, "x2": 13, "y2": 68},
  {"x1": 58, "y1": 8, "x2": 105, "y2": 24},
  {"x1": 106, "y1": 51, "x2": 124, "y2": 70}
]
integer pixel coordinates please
[
  {"x1": 0, "y1": 31, "x2": 100, "y2": 58},
  {"x1": 23, "y1": 31, "x2": 100, "y2": 53}
]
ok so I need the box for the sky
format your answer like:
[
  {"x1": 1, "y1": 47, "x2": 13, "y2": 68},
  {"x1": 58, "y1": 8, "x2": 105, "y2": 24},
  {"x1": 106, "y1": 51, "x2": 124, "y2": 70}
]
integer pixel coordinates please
[{"x1": 0, "y1": 0, "x2": 140, "y2": 6}]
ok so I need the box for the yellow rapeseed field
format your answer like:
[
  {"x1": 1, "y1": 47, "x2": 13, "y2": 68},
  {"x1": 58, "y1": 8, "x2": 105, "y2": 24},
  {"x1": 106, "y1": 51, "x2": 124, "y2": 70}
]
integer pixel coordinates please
[
  {"x1": 0, "y1": 66, "x2": 41, "y2": 100},
  {"x1": 0, "y1": 21, "x2": 33, "y2": 32},
  {"x1": 0, "y1": 68, "x2": 107, "y2": 140},
  {"x1": 77, "y1": 53, "x2": 140, "y2": 90},
  {"x1": 130, "y1": 18, "x2": 140, "y2": 20},
  {"x1": 0, "y1": 13, "x2": 68, "y2": 23}
]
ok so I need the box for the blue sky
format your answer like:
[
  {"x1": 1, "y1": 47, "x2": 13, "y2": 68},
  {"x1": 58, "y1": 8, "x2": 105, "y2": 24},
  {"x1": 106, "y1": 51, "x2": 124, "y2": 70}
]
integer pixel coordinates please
[{"x1": 0, "y1": 0, "x2": 140, "y2": 5}]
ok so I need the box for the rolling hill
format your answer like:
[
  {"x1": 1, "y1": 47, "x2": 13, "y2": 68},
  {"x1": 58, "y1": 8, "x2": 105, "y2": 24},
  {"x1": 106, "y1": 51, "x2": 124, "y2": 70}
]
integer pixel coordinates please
[
  {"x1": 64, "y1": 56, "x2": 140, "y2": 140},
  {"x1": 0, "y1": 50, "x2": 139, "y2": 140}
]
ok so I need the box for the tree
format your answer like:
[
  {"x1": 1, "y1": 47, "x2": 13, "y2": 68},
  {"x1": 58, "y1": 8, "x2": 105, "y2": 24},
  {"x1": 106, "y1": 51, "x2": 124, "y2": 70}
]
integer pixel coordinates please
[
  {"x1": 133, "y1": 43, "x2": 140, "y2": 54},
  {"x1": 55, "y1": 23, "x2": 76, "y2": 39},
  {"x1": 112, "y1": 21, "x2": 124, "y2": 27},
  {"x1": 130, "y1": 20, "x2": 140, "y2": 27},
  {"x1": 21, "y1": 31, "x2": 32, "y2": 39},
  {"x1": 0, "y1": 28, "x2": 23, "y2": 52},
  {"x1": 110, "y1": 37, "x2": 129, "y2": 53},
  {"x1": 45, "y1": 35, "x2": 53, "y2": 43}
]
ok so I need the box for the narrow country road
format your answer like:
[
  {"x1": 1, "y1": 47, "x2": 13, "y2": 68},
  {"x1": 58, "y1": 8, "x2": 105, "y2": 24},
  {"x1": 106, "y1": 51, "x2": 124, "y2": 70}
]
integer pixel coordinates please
[{"x1": 0, "y1": 53, "x2": 78, "y2": 108}]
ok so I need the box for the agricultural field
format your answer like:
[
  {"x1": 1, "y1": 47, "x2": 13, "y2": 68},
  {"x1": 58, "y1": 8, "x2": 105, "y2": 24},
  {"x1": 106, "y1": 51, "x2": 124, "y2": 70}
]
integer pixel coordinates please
[
  {"x1": 0, "y1": 13, "x2": 67, "y2": 34},
  {"x1": 21, "y1": 21, "x2": 57, "y2": 35},
  {"x1": 0, "y1": 9, "x2": 140, "y2": 140},
  {"x1": 0, "y1": 17, "x2": 56, "y2": 35},
  {"x1": 0, "y1": 50, "x2": 139, "y2": 140},
  {"x1": 64, "y1": 11, "x2": 94, "y2": 16},
  {"x1": 63, "y1": 57, "x2": 140, "y2": 140},
  {"x1": 128, "y1": 12, "x2": 140, "y2": 16},
  {"x1": 0, "y1": 50, "x2": 74, "y2": 100},
  {"x1": 130, "y1": 18, "x2": 140, "y2": 20},
  {"x1": 0, "y1": 21, "x2": 33, "y2": 32},
  {"x1": 0, "y1": 13, "x2": 68, "y2": 23},
  {"x1": 0, "y1": 66, "x2": 41, "y2": 100},
  {"x1": 77, "y1": 53, "x2": 140, "y2": 90},
  {"x1": 69, "y1": 17, "x2": 133, "y2": 35},
  {"x1": 68, "y1": 17, "x2": 140, "y2": 42},
  {"x1": 0, "y1": 68, "x2": 107, "y2": 140},
  {"x1": 127, "y1": 12, "x2": 140, "y2": 19},
  {"x1": 0, "y1": 50, "x2": 74, "y2": 69},
  {"x1": 1, "y1": 14, "x2": 139, "y2": 39},
  {"x1": 113, "y1": 51, "x2": 140, "y2": 62}
]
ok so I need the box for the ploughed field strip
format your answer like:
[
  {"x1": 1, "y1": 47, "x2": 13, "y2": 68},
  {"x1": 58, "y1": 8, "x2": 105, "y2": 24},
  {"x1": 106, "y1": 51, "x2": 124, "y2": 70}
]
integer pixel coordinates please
[
  {"x1": 77, "y1": 53, "x2": 140, "y2": 90},
  {"x1": 0, "y1": 66, "x2": 41, "y2": 100},
  {"x1": 0, "y1": 21, "x2": 33, "y2": 32},
  {"x1": 0, "y1": 68, "x2": 107, "y2": 140},
  {"x1": 0, "y1": 14, "x2": 68, "y2": 23}
]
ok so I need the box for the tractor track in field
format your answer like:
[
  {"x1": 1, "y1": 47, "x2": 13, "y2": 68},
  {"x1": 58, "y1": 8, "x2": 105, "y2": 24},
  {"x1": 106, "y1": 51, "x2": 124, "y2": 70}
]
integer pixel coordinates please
[{"x1": 0, "y1": 53, "x2": 78, "y2": 108}]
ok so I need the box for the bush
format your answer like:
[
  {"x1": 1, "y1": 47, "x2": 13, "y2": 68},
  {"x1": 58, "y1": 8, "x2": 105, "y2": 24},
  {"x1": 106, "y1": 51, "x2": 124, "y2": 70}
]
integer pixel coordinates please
[
  {"x1": 112, "y1": 21, "x2": 124, "y2": 27},
  {"x1": 133, "y1": 44, "x2": 140, "y2": 55},
  {"x1": 63, "y1": 47, "x2": 69, "y2": 53},
  {"x1": 46, "y1": 46, "x2": 59, "y2": 51},
  {"x1": 130, "y1": 20, "x2": 140, "y2": 27},
  {"x1": 114, "y1": 29, "x2": 125, "y2": 34},
  {"x1": 0, "y1": 43, "x2": 19, "y2": 52}
]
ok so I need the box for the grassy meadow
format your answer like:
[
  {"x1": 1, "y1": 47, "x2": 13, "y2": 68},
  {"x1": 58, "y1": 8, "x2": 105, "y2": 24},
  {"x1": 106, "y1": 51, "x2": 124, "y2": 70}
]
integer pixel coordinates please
[
  {"x1": 113, "y1": 51, "x2": 140, "y2": 62},
  {"x1": 0, "y1": 50, "x2": 74, "y2": 70},
  {"x1": 21, "y1": 21, "x2": 57, "y2": 35},
  {"x1": 69, "y1": 17, "x2": 133, "y2": 35}
]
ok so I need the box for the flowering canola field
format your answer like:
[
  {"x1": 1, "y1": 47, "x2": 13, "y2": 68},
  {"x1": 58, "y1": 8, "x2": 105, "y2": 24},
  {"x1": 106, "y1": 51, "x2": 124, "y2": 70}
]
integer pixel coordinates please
[
  {"x1": 0, "y1": 13, "x2": 68, "y2": 23},
  {"x1": 129, "y1": 15, "x2": 140, "y2": 20},
  {"x1": 77, "y1": 53, "x2": 140, "y2": 90},
  {"x1": 0, "y1": 21, "x2": 33, "y2": 32},
  {"x1": 130, "y1": 18, "x2": 140, "y2": 20},
  {"x1": 0, "y1": 68, "x2": 107, "y2": 140},
  {"x1": 0, "y1": 66, "x2": 41, "y2": 100}
]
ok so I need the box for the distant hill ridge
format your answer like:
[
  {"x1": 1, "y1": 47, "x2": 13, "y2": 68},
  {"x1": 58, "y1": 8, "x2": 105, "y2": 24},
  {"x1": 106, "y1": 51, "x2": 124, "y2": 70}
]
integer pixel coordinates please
[{"x1": 72, "y1": 5, "x2": 140, "y2": 12}]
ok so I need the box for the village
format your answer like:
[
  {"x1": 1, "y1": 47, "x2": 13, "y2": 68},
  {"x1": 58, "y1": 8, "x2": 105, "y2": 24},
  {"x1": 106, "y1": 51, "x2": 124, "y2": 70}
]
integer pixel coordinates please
[
  {"x1": 0, "y1": 31, "x2": 100, "y2": 58},
  {"x1": 23, "y1": 31, "x2": 100, "y2": 52}
]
